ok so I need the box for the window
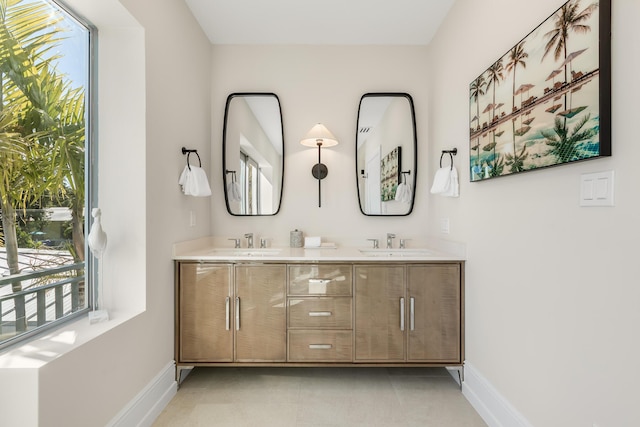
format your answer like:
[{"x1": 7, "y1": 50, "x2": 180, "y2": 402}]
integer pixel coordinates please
[{"x1": 0, "y1": 0, "x2": 93, "y2": 349}]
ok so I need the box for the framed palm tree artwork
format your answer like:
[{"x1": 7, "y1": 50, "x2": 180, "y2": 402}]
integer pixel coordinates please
[{"x1": 469, "y1": 0, "x2": 611, "y2": 181}]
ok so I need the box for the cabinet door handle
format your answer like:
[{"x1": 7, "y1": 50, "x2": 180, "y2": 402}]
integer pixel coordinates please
[
  {"x1": 308, "y1": 279, "x2": 331, "y2": 285},
  {"x1": 225, "y1": 296, "x2": 230, "y2": 331},
  {"x1": 235, "y1": 297, "x2": 240, "y2": 330},
  {"x1": 309, "y1": 344, "x2": 332, "y2": 350},
  {"x1": 308, "y1": 311, "x2": 332, "y2": 317},
  {"x1": 400, "y1": 297, "x2": 405, "y2": 331},
  {"x1": 410, "y1": 297, "x2": 415, "y2": 331}
]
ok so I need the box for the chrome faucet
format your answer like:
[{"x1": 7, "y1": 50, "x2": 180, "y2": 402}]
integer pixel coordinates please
[
  {"x1": 386, "y1": 233, "x2": 396, "y2": 249},
  {"x1": 244, "y1": 233, "x2": 254, "y2": 248},
  {"x1": 260, "y1": 238, "x2": 268, "y2": 248},
  {"x1": 367, "y1": 238, "x2": 379, "y2": 249},
  {"x1": 228, "y1": 238, "x2": 241, "y2": 248}
]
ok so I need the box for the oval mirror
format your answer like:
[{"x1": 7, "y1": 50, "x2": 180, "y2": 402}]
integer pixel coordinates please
[
  {"x1": 223, "y1": 93, "x2": 284, "y2": 216},
  {"x1": 356, "y1": 93, "x2": 417, "y2": 216}
]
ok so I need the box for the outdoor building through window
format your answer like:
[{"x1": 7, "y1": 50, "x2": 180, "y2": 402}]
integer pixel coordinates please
[{"x1": 0, "y1": 0, "x2": 93, "y2": 349}]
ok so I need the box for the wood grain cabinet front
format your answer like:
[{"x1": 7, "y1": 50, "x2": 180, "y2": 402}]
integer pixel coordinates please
[
  {"x1": 177, "y1": 263, "x2": 233, "y2": 363},
  {"x1": 176, "y1": 260, "x2": 463, "y2": 369},
  {"x1": 287, "y1": 264, "x2": 354, "y2": 362},
  {"x1": 176, "y1": 262, "x2": 286, "y2": 364},
  {"x1": 354, "y1": 263, "x2": 463, "y2": 364}
]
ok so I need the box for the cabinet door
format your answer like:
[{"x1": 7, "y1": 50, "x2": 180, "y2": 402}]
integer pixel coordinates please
[
  {"x1": 235, "y1": 264, "x2": 287, "y2": 362},
  {"x1": 407, "y1": 264, "x2": 461, "y2": 362},
  {"x1": 178, "y1": 263, "x2": 233, "y2": 362},
  {"x1": 354, "y1": 265, "x2": 405, "y2": 361}
]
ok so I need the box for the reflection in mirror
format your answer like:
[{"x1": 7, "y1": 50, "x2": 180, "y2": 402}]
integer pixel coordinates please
[
  {"x1": 223, "y1": 93, "x2": 284, "y2": 215},
  {"x1": 356, "y1": 93, "x2": 417, "y2": 216}
]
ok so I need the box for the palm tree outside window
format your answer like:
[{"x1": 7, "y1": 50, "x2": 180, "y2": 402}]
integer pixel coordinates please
[{"x1": 0, "y1": 0, "x2": 94, "y2": 349}]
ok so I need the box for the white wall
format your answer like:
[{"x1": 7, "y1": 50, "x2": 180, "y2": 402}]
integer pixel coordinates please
[
  {"x1": 427, "y1": 0, "x2": 640, "y2": 426},
  {"x1": 0, "y1": 0, "x2": 212, "y2": 425},
  {"x1": 210, "y1": 45, "x2": 434, "y2": 246}
]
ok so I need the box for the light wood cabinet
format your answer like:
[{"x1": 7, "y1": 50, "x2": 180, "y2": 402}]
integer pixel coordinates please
[
  {"x1": 176, "y1": 260, "x2": 463, "y2": 369},
  {"x1": 235, "y1": 264, "x2": 287, "y2": 362},
  {"x1": 177, "y1": 263, "x2": 233, "y2": 362},
  {"x1": 354, "y1": 263, "x2": 462, "y2": 364},
  {"x1": 175, "y1": 262, "x2": 286, "y2": 364},
  {"x1": 287, "y1": 264, "x2": 353, "y2": 362},
  {"x1": 407, "y1": 264, "x2": 461, "y2": 362},
  {"x1": 354, "y1": 265, "x2": 405, "y2": 361}
]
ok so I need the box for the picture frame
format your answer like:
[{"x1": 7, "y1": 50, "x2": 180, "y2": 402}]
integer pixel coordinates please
[
  {"x1": 469, "y1": 0, "x2": 611, "y2": 181},
  {"x1": 380, "y1": 146, "x2": 401, "y2": 201}
]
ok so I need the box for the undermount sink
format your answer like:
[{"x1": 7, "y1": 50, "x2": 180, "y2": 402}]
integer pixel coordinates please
[
  {"x1": 208, "y1": 248, "x2": 282, "y2": 257},
  {"x1": 358, "y1": 249, "x2": 434, "y2": 257}
]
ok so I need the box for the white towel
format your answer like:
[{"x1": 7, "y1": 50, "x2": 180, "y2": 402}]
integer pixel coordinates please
[
  {"x1": 430, "y1": 166, "x2": 459, "y2": 198},
  {"x1": 394, "y1": 182, "x2": 412, "y2": 204},
  {"x1": 442, "y1": 166, "x2": 459, "y2": 197},
  {"x1": 227, "y1": 181, "x2": 241, "y2": 202},
  {"x1": 179, "y1": 165, "x2": 212, "y2": 197}
]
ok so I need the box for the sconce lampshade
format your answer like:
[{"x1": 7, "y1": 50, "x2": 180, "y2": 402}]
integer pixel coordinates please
[
  {"x1": 300, "y1": 123, "x2": 338, "y2": 208},
  {"x1": 300, "y1": 123, "x2": 339, "y2": 148}
]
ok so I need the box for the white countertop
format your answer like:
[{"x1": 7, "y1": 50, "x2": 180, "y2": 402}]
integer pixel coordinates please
[{"x1": 173, "y1": 242, "x2": 465, "y2": 262}]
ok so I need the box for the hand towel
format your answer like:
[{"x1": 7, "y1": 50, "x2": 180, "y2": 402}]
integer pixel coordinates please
[
  {"x1": 442, "y1": 166, "x2": 459, "y2": 197},
  {"x1": 430, "y1": 167, "x2": 452, "y2": 194},
  {"x1": 395, "y1": 183, "x2": 407, "y2": 202},
  {"x1": 394, "y1": 182, "x2": 412, "y2": 204},
  {"x1": 227, "y1": 181, "x2": 241, "y2": 201},
  {"x1": 179, "y1": 165, "x2": 212, "y2": 197}
]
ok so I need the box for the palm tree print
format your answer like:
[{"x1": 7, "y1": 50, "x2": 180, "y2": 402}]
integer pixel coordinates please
[
  {"x1": 485, "y1": 60, "x2": 504, "y2": 167},
  {"x1": 469, "y1": 74, "x2": 486, "y2": 175},
  {"x1": 542, "y1": 0, "x2": 599, "y2": 77},
  {"x1": 541, "y1": 114, "x2": 596, "y2": 163},
  {"x1": 505, "y1": 41, "x2": 528, "y2": 160}
]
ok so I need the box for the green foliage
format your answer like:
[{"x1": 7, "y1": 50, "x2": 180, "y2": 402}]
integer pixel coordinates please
[
  {"x1": 542, "y1": 114, "x2": 596, "y2": 163},
  {"x1": 0, "y1": 0, "x2": 87, "y2": 273},
  {"x1": 505, "y1": 144, "x2": 529, "y2": 173}
]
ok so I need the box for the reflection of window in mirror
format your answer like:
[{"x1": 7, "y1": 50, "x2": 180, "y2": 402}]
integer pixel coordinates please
[{"x1": 223, "y1": 93, "x2": 284, "y2": 216}]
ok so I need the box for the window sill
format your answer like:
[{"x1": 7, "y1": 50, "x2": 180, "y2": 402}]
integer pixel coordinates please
[{"x1": 0, "y1": 309, "x2": 142, "y2": 369}]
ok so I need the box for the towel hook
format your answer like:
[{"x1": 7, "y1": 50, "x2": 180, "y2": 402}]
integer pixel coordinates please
[
  {"x1": 181, "y1": 147, "x2": 201, "y2": 170},
  {"x1": 439, "y1": 148, "x2": 457, "y2": 170}
]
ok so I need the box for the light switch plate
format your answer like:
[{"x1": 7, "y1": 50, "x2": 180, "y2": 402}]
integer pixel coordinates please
[{"x1": 580, "y1": 170, "x2": 614, "y2": 207}]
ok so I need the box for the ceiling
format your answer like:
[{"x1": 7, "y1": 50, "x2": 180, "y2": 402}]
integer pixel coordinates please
[{"x1": 184, "y1": 0, "x2": 456, "y2": 45}]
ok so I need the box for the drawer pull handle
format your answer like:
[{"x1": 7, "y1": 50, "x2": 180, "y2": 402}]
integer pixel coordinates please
[
  {"x1": 225, "y1": 296, "x2": 230, "y2": 331},
  {"x1": 309, "y1": 311, "x2": 332, "y2": 317},
  {"x1": 235, "y1": 297, "x2": 240, "y2": 330},
  {"x1": 309, "y1": 279, "x2": 331, "y2": 285},
  {"x1": 400, "y1": 297, "x2": 405, "y2": 331},
  {"x1": 410, "y1": 297, "x2": 415, "y2": 331},
  {"x1": 309, "y1": 344, "x2": 332, "y2": 350}
]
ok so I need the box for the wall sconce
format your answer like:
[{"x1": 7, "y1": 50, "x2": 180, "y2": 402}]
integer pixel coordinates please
[{"x1": 300, "y1": 123, "x2": 339, "y2": 207}]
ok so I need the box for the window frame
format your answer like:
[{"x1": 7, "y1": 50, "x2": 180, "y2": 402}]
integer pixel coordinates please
[{"x1": 0, "y1": 0, "x2": 97, "y2": 351}]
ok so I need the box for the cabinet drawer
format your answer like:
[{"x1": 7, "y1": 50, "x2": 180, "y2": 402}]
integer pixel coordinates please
[
  {"x1": 288, "y1": 297, "x2": 352, "y2": 329},
  {"x1": 288, "y1": 330, "x2": 353, "y2": 362},
  {"x1": 288, "y1": 264, "x2": 352, "y2": 296}
]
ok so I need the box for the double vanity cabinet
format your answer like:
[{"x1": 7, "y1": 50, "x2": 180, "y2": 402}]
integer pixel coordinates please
[{"x1": 174, "y1": 249, "x2": 464, "y2": 375}]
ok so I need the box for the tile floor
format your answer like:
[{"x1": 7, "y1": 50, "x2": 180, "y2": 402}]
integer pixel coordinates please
[{"x1": 153, "y1": 367, "x2": 487, "y2": 427}]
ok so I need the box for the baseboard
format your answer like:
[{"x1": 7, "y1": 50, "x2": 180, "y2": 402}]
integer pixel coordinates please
[
  {"x1": 462, "y1": 362, "x2": 534, "y2": 427},
  {"x1": 107, "y1": 361, "x2": 177, "y2": 427}
]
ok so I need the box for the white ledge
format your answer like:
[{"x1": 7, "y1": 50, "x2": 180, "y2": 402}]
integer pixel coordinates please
[{"x1": 0, "y1": 310, "x2": 141, "y2": 369}]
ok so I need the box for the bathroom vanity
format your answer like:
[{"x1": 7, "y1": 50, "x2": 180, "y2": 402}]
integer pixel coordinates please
[{"x1": 174, "y1": 245, "x2": 464, "y2": 377}]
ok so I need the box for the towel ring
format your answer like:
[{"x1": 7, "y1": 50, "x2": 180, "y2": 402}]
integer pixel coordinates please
[
  {"x1": 439, "y1": 148, "x2": 457, "y2": 170},
  {"x1": 182, "y1": 147, "x2": 201, "y2": 170}
]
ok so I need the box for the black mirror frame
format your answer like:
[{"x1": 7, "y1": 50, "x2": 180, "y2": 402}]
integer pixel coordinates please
[
  {"x1": 222, "y1": 92, "x2": 285, "y2": 216},
  {"x1": 355, "y1": 92, "x2": 417, "y2": 216}
]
